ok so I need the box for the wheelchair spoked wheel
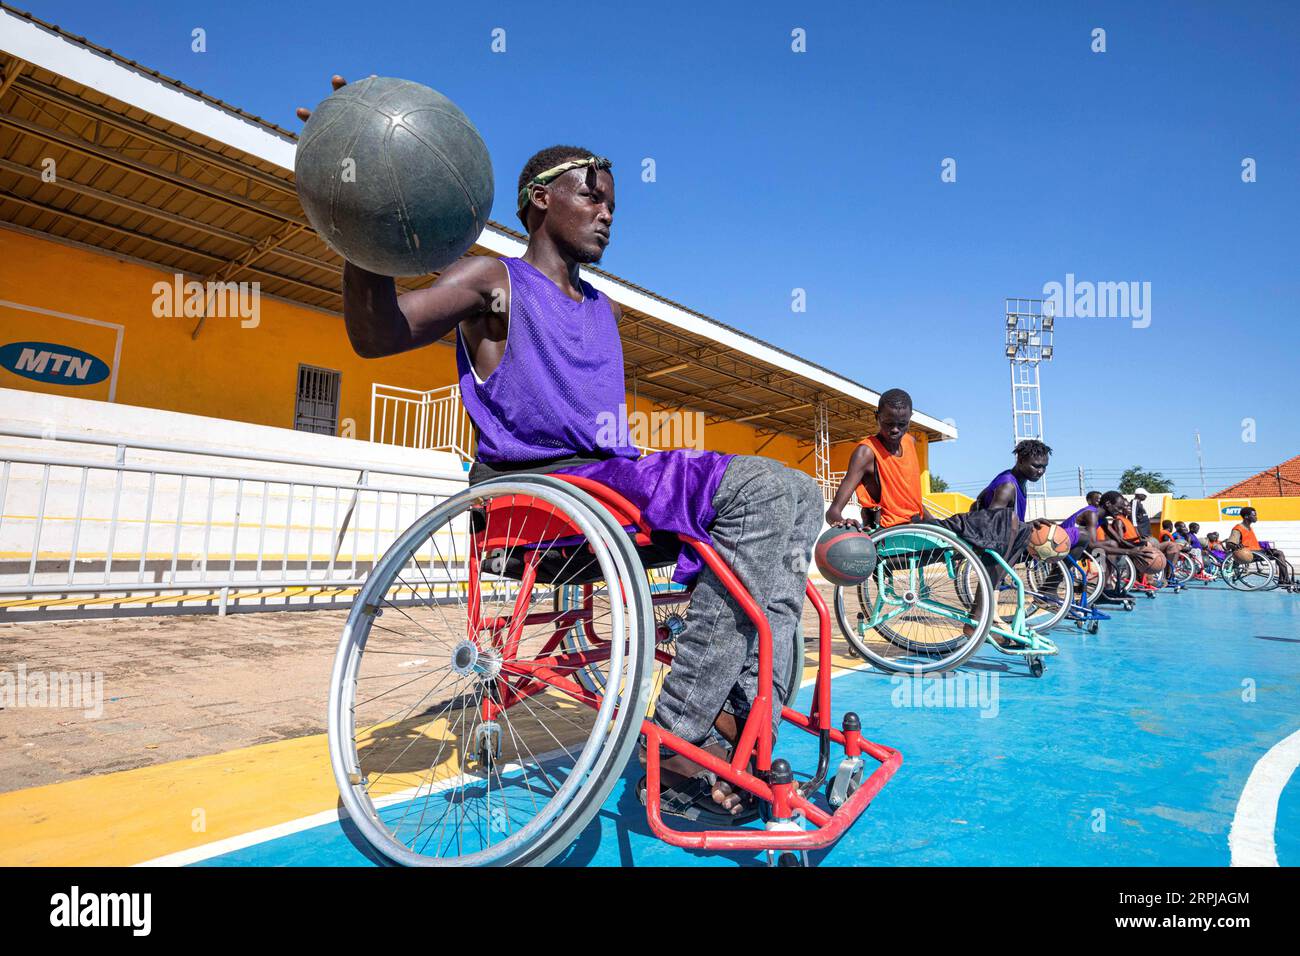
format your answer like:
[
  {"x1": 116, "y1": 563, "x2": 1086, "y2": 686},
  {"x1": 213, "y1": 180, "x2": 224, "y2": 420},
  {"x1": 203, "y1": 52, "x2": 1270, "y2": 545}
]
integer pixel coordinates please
[
  {"x1": 834, "y1": 524, "x2": 994, "y2": 673},
  {"x1": 1258, "y1": 556, "x2": 1283, "y2": 592},
  {"x1": 1080, "y1": 550, "x2": 1108, "y2": 605},
  {"x1": 1003, "y1": 558, "x2": 1074, "y2": 633},
  {"x1": 558, "y1": 565, "x2": 681, "y2": 705},
  {"x1": 561, "y1": 565, "x2": 807, "y2": 714},
  {"x1": 1221, "y1": 553, "x2": 1277, "y2": 592},
  {"x1": 327, "y1": 475, "x2": 654, "y2": 867},
  {"x1": 1201, "y1": 553, "x2": 1222, "y2": 579},
  {"x1": 1171, "y1": 553, "x2": 1195, "y2": 585},
  {"x1": 1105, "y1": 553, "x2": 1137, "y2": 594}
]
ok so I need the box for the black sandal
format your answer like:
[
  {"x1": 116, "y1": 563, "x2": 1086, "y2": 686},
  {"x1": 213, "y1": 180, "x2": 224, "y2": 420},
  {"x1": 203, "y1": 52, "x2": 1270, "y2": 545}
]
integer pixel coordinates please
[{"x1": 636, "y1": 772, "x2": 760, "y2": 827}]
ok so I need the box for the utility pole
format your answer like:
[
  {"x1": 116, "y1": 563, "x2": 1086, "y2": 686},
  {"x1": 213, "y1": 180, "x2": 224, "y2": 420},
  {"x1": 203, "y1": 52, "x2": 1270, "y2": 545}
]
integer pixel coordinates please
[
  {"x1": 1194, "y1": 430, "x2": 1207, "y2": 497},
  {"x1": 1078, "y1": 465, "x2": 1085, "y2": 496}
]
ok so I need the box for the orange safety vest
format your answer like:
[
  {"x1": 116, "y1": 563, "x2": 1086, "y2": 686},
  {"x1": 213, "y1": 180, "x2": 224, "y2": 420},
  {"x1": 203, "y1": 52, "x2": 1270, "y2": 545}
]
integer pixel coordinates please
[
  {"x1": 1233, "y1": 523, "x2": 1261, "y2": 550},
  {"x1": 1117, "y1": 515, "x2": 1140, "y2": 541},
  {"x1": 855, "y1": 433, "x2": 924, "y2": 527}
]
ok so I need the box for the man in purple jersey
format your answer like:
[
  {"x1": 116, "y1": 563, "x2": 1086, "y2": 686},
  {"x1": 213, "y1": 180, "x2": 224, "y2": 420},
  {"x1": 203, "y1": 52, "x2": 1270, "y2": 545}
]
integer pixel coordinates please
[
  {"x1": 970, "y1": 439, "x2": 1052, "y2": 520},
  {"x1": 307, "y1": 81, "x2": 822, "y2": 823},
  {"x1": 1059, "y1": 501, "x2": 1102, "y2": 557}
]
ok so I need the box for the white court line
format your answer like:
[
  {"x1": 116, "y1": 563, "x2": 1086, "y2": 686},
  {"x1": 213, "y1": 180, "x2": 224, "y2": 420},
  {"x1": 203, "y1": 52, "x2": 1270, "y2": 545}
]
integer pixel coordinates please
[
  {"x1": 137, "y1": 805, "x2": 354, "y2": 867},
  {"x1": 1229, "y1": 726, "x2": 1300, "y2": 867},
  {"x1": 135, "y1": 758, "x2": 543, "y2": 867}
]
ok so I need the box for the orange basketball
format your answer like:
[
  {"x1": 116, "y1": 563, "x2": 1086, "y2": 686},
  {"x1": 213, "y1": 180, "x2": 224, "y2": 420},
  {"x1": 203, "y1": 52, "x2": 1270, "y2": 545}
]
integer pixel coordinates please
[
  {"x1": 1140, "y1": 546, "x2": 1166, "y2": 572},
  {"x1": 1028, "y1": 522, "x2": 1071, "y2": 560},
  {"x1": 1233, "y1": 547, "x2": 1255, "y2": 565}
]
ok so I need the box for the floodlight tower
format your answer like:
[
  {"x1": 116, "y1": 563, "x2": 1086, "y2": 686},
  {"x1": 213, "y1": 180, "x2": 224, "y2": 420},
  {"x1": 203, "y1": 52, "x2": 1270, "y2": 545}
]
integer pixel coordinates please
[{"x1": 1004, "y1": 297, "x2": 1054, "y2": 518}]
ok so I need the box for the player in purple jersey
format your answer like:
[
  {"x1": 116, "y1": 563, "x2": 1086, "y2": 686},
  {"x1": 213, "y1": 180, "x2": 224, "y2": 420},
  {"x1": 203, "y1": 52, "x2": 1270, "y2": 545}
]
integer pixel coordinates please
[
  {"x1": 971, "y1": 439, "x2": 1052, "y2": 520},
  {"x1": 1059, "y1": 503, "x2": 1102, "y2": 556},
  {"x1": 336, "y1": 140, "x2": 821, "y2": 823}
]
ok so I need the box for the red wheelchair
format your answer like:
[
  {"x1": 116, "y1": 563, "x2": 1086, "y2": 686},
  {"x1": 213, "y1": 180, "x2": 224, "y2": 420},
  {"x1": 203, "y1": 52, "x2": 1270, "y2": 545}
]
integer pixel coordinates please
[{"x1": 327, "y1": 473, "x2": 900, "y2": 866}]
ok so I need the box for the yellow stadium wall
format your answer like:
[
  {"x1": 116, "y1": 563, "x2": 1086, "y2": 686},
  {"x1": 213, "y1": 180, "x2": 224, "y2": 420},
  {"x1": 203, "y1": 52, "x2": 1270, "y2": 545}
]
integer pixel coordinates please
[
  {"x1": 0, "y1": 228, "x2": 881, "y2": 477},
  {"x1": 0, "y1": 229, "x2": 460, "y2": 440},
  {"x1": 1161, "y1": 496, "x2": 1300, "y2": 523},
  {"x1": 924, "y1": 491, "x2": 975, "y2": 516}
]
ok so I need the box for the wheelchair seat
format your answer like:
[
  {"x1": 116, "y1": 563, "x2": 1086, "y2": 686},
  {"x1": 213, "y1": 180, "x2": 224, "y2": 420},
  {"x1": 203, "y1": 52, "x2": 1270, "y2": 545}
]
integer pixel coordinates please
[{"x1": 473, "y1": 473, "x2": 682, "y2": 586}]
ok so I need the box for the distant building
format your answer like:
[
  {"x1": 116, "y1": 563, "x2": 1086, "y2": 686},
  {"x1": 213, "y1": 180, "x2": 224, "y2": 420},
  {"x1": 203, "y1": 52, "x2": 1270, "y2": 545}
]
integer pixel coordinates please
[{"x1": 1212, "y1": 455, "x2": 1300, "y2": 498}]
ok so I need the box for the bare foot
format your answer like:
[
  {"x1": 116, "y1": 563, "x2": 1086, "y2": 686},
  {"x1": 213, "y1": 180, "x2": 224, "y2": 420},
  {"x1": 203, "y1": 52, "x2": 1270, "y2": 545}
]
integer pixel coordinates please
[{"x1": 641, "y1": 710, "x2": 753, "y2": 816}]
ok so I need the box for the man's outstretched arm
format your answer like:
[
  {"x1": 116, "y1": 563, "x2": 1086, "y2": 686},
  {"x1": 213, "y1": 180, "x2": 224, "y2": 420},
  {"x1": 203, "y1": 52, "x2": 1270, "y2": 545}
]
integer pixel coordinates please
[
  {"x1": 342, "y1": 256, "x2": 505, "y2": 359},
  {"x1": 826, "y1": 444, "x2": 873, "y2": 526}
]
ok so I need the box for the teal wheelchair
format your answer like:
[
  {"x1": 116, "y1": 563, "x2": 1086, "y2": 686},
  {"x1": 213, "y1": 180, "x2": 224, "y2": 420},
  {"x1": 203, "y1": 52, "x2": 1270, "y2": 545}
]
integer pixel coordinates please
[{"x1": 833, "y1": 522, "x2": 1060, "y2": 677}]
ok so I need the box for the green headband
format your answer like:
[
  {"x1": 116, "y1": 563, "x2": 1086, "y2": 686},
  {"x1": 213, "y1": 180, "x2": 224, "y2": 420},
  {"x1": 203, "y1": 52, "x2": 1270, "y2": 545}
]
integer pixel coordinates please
[{"x1": 517, "y1": 155, "x2": 613, "y2": 216}]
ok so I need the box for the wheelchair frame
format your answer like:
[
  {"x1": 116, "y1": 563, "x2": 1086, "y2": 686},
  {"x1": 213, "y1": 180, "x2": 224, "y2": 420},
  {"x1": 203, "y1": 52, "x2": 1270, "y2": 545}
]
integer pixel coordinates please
[
  {"x1": 837, "y1": 525, "x2": 1058, "y2": 677},
  {"x1": 557, "y1": 475, "x2": 902, "y2": 856},
  {"x1": 330, "y1": 472, "x2": 902, "y2": 866},
  {"x1": 1061, "y1": 552, "x2": 1110, "y2": 634}
]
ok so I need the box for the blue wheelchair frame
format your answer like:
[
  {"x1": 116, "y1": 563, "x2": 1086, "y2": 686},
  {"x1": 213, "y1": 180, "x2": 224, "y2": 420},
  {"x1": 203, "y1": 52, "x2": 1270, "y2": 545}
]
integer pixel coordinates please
[{"x1": 1060, "y1": 553, "x2": 1110, "y2": 634}]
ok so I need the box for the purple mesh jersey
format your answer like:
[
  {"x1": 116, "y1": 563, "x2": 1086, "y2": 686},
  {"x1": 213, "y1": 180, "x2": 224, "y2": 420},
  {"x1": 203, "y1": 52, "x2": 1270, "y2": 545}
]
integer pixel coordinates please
[
  {"x1": 456, "y1": 257, "x2": 733, "y2": 584},
  {"x1": 977, "y1": 469, "x2": 1027, "y2": 521},
  {"x1": 1059, "y1": 504, "x2": 1098, "y2": 549},
  {"x1": 456, "y1": 257, "x2": 640, "y2": 462}
]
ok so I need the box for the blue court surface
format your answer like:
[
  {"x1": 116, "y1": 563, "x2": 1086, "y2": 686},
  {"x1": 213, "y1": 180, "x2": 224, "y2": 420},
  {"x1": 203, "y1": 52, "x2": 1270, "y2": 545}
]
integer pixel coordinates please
[{"x1": 196, "y1": 586, "x2": 1300, "y2": 867}]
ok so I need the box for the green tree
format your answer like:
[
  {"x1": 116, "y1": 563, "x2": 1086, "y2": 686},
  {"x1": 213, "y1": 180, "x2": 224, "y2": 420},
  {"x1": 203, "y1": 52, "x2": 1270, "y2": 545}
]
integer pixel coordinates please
[
  {"x1": 1118, "y1": 466, "x2": 1174, "y2": 495},
  {"x1": 929, "y1": 473, "x2": 950, "y2": 492}
]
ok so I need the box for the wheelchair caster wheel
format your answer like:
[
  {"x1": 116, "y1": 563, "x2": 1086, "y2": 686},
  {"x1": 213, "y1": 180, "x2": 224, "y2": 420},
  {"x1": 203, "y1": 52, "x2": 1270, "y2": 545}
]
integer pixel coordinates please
[
  {"x1": 826, "y1": 755, "x2": 864, "y2": 808},
  {"x1": 777, "y1": 852, "x2": 806, "y2": 867},
  {"x1": 470, "y1": 721, "x2": 502, "y2": 771},
  {"x1": 1087, "y1": 621, "x2": 1099, "y2": 635},
  {"x1": 1028, "y1": 657, "x2": 1044, "y2": 678}
]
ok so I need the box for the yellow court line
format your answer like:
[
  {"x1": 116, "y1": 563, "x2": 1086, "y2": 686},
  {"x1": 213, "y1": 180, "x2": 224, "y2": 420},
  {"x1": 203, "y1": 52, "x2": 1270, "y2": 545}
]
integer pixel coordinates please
[
  {"x1": 0, "y1": 732, "x2": 340, "y2": 866},
  {"x1": 0, "y1": 649, "x2": 859, "y2": 867}
]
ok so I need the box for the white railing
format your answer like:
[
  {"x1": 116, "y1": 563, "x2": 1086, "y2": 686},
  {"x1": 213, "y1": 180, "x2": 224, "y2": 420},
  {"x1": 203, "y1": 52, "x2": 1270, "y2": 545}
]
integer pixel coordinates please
[
  {"x1": 0, "y1": 426, "x2": 472, "y2": 619},
  {"x1": 923, "y1": 496, "x2": 956, "y2": 519},
  {"x1": 370, "y1": 383, "x2": 474, "y2": 461},
  {"x1": 817, "y1": 470, "x2": 846, "y2": 505}
]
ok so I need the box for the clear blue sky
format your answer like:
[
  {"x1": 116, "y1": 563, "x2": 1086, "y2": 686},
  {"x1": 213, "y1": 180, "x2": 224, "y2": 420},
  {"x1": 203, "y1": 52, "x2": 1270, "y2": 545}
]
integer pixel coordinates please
[{"x1": 25, "y1": 0, "x2": 1300, "y2": 496}]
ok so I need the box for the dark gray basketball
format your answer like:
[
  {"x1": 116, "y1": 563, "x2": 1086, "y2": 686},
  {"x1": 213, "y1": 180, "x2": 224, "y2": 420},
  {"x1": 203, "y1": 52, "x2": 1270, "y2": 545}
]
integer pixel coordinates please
[{"x1": 295, "y1": 77, "x2": 494, "y2": 277}]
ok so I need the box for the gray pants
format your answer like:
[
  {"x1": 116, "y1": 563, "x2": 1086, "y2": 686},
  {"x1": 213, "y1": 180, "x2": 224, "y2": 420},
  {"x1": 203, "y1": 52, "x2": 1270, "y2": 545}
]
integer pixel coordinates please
[{"x1": 652, "y1": 455, "x2": 823, "y2": 746}]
